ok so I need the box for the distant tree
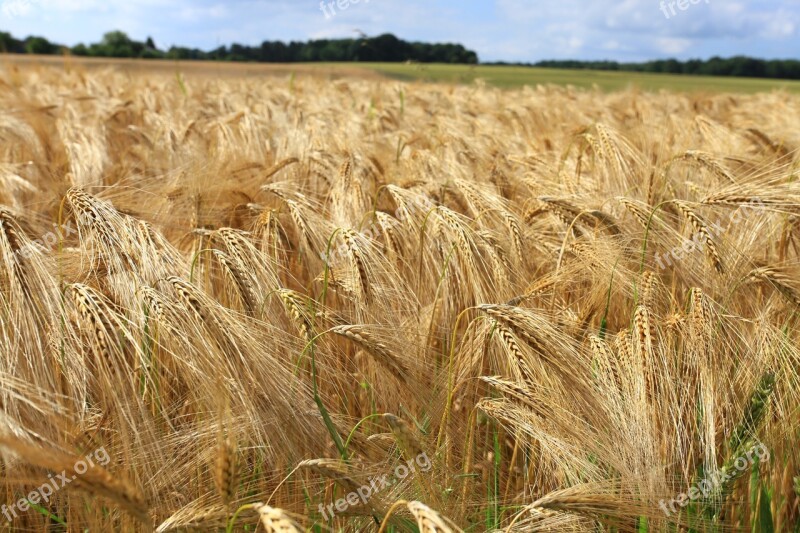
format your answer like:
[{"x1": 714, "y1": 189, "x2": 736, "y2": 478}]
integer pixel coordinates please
[
  {"x1": 207, "y1": 45, "x2": 227, "y2": 60},
  {"x1": 0, "y1": 30, "x2": 467, "y2": 64},
  {"x1": 730, "y1": 56, "x2": 765, "y2": 78},
  {"x1": 100, "y1": 30, "x2": 135, "y2": 57},
  {"x1": 532, "y1": 56, "x2": 800, "y2": 80},
  {"x1": 663, "y1": 59, "x2": 682, "y2": 73},
  {"x1": 166, "y1": 46, "x2": 207, "y2": 60},
  {"x1": 71, "y1": 43, "x2": 89, "y2": 56},
  {"x1": 140, "y1": 47, "x2": 163, "y2": 59},
  {"x1": 0, "y1": 31, "x2": 24, "y2": 53},
  {"x1": 24, "y1": 36, "x2": 57, "y2": 55},
  {"x1": 166, "y1": 46, "x2": 190, "y2": 60},
  {"x1": 682, "y1": 59, "x2": 702, "y2": 74},
  {"x1": 229, "y1": 43, "x2": 253, "y2": 62}
]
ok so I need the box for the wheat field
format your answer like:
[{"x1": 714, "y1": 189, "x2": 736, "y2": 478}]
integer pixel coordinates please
[{"x1": 1, "y1": 63, "x2": 799, "y2": 532}]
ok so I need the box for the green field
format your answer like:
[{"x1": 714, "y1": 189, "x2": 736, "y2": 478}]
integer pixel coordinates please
[{"x1": 354, "y1": 62, "x2": 800, "y2": 93}]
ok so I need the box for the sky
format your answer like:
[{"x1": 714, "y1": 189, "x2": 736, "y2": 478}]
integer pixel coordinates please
[{"x1": 1, "y1": 0, "x2": 799, "y2": 63}]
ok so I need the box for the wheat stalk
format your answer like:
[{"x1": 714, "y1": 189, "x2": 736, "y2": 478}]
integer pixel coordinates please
[
  {"x1": 214, "y1": 435, "x2": 237, "y2": 506},
  {"x1": 331, "y1": 324, "x2": 412, "y2": 384},
  {"x1": 255, "y1": 504, "x2": 304, "y2": 532},
  {"x1": 674, "y1": 201, "x2": 724, "y2": 274},
  {"x1": 406, "y1": 501, "x2": 459, "y2": 533}
]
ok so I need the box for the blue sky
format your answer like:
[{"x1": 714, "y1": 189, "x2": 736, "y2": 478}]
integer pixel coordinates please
[{"x1": 2, "y1": 0, "x2": 799, "y2": 62}]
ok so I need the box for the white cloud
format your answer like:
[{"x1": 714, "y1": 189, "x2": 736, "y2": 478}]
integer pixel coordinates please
[
  {"x1": 761, "y1": 14, "x2": 797, "y2": 38},
  {"x1": 656, "y1": 37, "x2": 692, "y2": 55},
  {"x1": 177, "y1": 4, "x2": 228, "y2": 22}
]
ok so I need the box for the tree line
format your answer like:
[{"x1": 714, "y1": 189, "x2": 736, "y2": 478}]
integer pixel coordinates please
[
  {"x1": 0, "y1": 30, "x2": 479, "y2": 64},
  {"x1": 4, "y1": 30, "x2": 798, "y2": 79},
  {"x1": 526, "y1": 57, "x2": 800, "y2": 80}
]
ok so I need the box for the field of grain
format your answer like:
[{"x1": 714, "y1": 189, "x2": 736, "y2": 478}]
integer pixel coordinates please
[
  {"x1": 1, "y1": 63, "x2": 800, "y2": 532},
  {"x1": 8, "y1": 54, "x2": 800, "y2": 92}
]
